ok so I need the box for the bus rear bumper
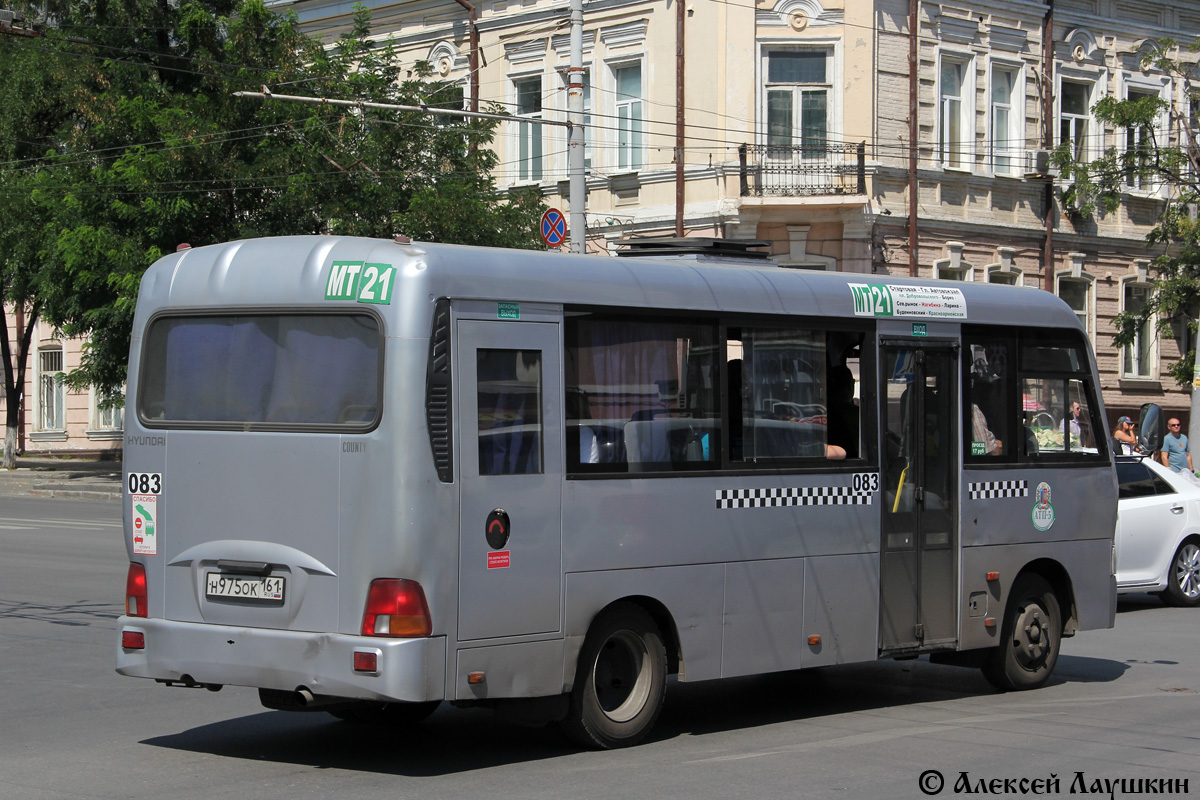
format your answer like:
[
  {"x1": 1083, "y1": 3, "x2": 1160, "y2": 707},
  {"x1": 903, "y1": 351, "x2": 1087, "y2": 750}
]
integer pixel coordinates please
[{"x1": 116, "y1": 617, "x2": 446, "y2": 703}]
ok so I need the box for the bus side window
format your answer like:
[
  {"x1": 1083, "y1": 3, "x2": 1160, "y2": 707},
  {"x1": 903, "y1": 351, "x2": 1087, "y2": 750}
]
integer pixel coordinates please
[
  {"x1": 477, "y1": 349, "x2": 543, "y2": 476},
  {"x1": 564, "y1": 314, "x2": 718, "y2": 473},
  {"x1": 1018, "y1": 333, "x2": 1104, "y2": 459},
  {"x1": 963, "y1": 338, "x2": 1013, "y2": 461},
  {"x1": 736, "y1": 326, "x2": 859, "y2": 462}
]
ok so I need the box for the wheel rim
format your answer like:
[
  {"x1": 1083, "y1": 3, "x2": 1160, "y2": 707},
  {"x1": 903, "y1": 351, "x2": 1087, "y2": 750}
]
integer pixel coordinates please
[
  {"x1": 1175, "y1": 543, "x2": 1200, "y2": 600},
  {"x1": 1011, "y1": 601, "x2": 1052, "y2": 671},
  {"x1": 592, "y1": 630, "x2": 652, "y2": 723}
]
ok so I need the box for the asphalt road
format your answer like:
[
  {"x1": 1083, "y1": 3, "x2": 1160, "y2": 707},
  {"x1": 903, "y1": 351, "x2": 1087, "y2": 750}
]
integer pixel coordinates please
[{"x1": 1, "y1": 495, "x2": 1198, "y2": 800}]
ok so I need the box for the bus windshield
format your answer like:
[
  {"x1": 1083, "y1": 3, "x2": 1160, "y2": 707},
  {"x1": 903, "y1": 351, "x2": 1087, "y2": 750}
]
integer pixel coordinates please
[{"x1": 138, "y1": 312, "x2": 381, "y2": 430}]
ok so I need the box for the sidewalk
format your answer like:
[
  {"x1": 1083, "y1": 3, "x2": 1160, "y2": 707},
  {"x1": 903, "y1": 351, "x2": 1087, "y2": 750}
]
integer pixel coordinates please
[{"x1": 0, "y1": 457, "x2": 123, "y2": 501}]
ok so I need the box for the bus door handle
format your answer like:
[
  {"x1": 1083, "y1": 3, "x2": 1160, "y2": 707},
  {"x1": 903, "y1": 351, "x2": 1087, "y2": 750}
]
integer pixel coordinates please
[{"x1": 1171, "y1": 505, "x2": 1185, "y2": 515}]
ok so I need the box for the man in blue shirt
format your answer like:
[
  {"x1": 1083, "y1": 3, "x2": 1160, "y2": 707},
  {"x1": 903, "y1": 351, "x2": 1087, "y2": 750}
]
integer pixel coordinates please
[{"x1": 1161, "y1": 418, "x2": 1195, "y2": 476}]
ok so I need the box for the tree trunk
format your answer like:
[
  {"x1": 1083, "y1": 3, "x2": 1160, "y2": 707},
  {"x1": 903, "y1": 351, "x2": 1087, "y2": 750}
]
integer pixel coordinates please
[{"x1": 1, "y1": 301, "x2": 39, "y2": 470}]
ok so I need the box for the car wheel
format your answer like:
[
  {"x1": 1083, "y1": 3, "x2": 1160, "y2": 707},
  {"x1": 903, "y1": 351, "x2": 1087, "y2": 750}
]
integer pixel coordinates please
[
  {"x1": 981, "y1": 574, "x2": 1061, "y2": 692},
  {"x1": 561, "y1": 603, "x2": 667, "y2": 749},
  {"x1": 1162, "y1": 540, "x2": 1200, "y2": 608},
  {"x1": 329, "y1": 700, "x2": 440, "y2": 725}
]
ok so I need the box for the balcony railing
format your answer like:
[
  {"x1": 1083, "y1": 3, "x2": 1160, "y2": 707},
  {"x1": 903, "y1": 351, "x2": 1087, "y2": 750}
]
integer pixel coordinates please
[{"x1": 739, "y1": 142, "x2": 866, "y2": 197}]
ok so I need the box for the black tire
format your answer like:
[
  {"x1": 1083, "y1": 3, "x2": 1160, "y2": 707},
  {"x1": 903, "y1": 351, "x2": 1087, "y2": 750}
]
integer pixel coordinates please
[
  {"x1": 562, "y1": 603, "x2": 668, "y2": 749},
  {"x1": 329, "y1": 700, "x2": 440, "y2": 725},
  {"x1": 1162, "y1": 539, "x2": 1200, "y2": 607},
  {"x1": 981, "y1": 574, "x2": 1061, "y2": 691}
]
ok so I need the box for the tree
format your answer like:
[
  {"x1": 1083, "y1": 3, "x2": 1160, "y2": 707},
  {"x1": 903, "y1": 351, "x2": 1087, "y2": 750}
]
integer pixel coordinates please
[
  {"x1": 0, "y1": 0, "x2": 544, "y2": 466},
  {"x1": 1052, "y1": 38, "x2": 1200, "y2": 388},
  {"x1": 0, "y1": 12, "x2": 89, "y2": 469}
]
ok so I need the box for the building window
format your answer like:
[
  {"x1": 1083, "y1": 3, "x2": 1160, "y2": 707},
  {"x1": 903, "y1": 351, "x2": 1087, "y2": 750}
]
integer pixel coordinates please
[
  {"x1": 39, "y1": 348, "x2": 64, "y2": 431},
  {"x1": 987, "y1": 269, "x2": 1019, "y2": 285},
  {"x1": 92, "y1": 388, "x2": 124, "y2": 433},
  {"x1": 764, "y1": 49, "x2": 830, "y2": 158},
  {"x1": 614, "y1": 63, "x2": 643, "y2": 171},
  {"x1": 940, "y1": 58, "x2": 970, "y2": 168},
  {"x1": 1125, "y1": 87, "x2": 1158, "y2": 190},
  {"x1": 1060, "y1": 80, "x2": 1092, "y2": 161},
  {"x1": 990, "y1": 67, "x2": 1020, "y2": 174},
  {"x1": 514, "y1": 76, "x2": 543, "y2": 182},
  {"x1": 1122, "y1": 281, "x2": 1154, "y2": 377},
  {"x1": 1057, "y1": 276, "x2": 1092, "y2": 338}
]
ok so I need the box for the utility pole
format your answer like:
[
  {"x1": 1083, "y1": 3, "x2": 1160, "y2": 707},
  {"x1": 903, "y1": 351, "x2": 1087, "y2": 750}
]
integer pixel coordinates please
[{"x1": 566, "y1": 0, "x2": 586, "y2": 254}]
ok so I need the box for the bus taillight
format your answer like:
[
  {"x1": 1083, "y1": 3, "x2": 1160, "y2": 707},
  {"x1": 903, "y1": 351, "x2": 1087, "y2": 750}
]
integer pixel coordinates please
[
  {"x1": 361, "y1": 579, "x2": 432, "y2": 637},
  {"x1": 126, "y1": 563, "x2": 148, "y2": 618}
]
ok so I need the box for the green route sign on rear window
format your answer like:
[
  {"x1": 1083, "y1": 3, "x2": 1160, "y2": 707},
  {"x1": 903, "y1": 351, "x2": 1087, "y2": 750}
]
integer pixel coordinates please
[
  {"x1": 325, "y1": 261, "x2": 396, "y2": 304},
  {"x1": 849, "y1": 283, "x2": 967, "y2": 319}
]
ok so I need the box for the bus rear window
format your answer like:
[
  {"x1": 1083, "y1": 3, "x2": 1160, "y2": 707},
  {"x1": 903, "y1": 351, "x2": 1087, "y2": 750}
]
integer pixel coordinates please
[{"x1": 139, "y1": 313, "x2": 382, "y2": 431}]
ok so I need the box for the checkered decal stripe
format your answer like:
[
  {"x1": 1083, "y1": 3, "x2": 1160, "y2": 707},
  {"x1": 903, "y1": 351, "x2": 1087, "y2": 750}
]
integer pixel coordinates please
[
  {"x1": 968, "y1": 480, "x2": 1029, "y2": 500},
  {"x1": 716, "y1": 486, "x2": 874, "y2": 509}
]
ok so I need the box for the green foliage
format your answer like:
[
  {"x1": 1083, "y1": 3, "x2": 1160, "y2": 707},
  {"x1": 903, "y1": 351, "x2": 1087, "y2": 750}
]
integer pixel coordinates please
[
  {"x1": 0, "y1": 0, "x2": 546, "y2": 398},
  {"x1": 1056, "y1": 37, "x2": 1200, "y2": 387}
]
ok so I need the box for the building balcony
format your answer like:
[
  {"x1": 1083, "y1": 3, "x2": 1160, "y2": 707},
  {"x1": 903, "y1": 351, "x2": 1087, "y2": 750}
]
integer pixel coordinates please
[{"x1": 739, "y1": 142, "x2": 866, "y2": 198}]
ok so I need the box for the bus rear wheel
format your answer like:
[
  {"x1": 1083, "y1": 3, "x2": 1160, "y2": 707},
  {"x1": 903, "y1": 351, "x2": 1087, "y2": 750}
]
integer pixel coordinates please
[
  {"x1": 562, "y1": 604, "x2": 667, "y2": 749},
  {"x1": 981, "y1": 574, "x2": 1061, "y2": 691}
]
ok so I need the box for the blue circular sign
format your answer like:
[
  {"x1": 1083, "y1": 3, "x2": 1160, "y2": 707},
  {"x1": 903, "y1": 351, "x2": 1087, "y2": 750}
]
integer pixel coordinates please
[{"x1": 540, "y1": 208, "x2": 567, "y2": 248}]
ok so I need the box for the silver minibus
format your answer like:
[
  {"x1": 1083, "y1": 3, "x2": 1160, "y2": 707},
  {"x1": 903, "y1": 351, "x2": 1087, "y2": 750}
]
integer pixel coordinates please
[{"x1": 116, "y1": 235, "x2": 1118, "y2": 748}]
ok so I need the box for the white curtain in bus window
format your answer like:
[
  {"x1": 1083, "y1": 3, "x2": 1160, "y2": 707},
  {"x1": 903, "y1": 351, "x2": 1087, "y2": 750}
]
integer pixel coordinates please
[
  {"x1": 477, "y1": 349, "x2": 543, "y2": 475},
  {"x1": 564, "y1": 316, "x2": 718, "y2": 472},
  {"x1": 140, "y1": 314, "x2": 380, "y2": 427}
]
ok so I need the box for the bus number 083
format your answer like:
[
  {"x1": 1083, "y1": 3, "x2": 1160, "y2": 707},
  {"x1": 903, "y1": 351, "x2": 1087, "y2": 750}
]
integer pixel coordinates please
[
  {"x1": 853, "y1": 473, "x2": 879, "y2": 493},
  {"x1": 128, "y1": 473, "x2": 162, "y2": 495}
]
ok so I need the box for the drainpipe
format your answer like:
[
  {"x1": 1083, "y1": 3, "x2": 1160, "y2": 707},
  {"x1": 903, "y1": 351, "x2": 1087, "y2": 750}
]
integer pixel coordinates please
[
  {"x1": 454, "y1": 0, "x2": 480, "y2": 112},
  {"x1": 908, "y1": 0, "x2": 919, "y2": 277},
  {"x1": 1042, "y1": 0, "x2": 1055, "y2": 292},
  {"x1": 675, "y1": 0, "x2": 685, "y2": 237}
]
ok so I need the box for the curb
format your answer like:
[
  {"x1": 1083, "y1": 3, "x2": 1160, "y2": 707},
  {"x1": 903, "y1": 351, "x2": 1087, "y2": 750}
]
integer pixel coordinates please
[{"x1": 28, "y1": 486, "x2": 123, "y2": 501}]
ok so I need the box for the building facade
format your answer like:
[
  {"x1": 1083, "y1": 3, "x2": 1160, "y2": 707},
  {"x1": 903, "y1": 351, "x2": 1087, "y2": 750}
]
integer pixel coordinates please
[
  {"x1": 269, "y1": 0, "x2": 1200, "y2": 429},
  {"x1": 10, "y1": 0, "x2": 1194, "y2": 456},
  {"x1": 1, "y1": 306, "x2": 123, "y2": 457}
]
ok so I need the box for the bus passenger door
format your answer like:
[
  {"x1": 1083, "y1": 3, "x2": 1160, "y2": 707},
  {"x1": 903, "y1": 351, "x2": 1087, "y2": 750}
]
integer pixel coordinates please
[
  {"x1": 879, "y1": 343, "x2": 958, "y2": 653},
  {"x1": 457, "y1": 320, "x2": 562, "y2": 642}
]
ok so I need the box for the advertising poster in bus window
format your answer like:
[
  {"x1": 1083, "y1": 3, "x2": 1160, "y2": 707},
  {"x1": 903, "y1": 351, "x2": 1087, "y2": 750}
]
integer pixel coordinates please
[{"x1": 131, "y1": 495, "x2": 158, "y2": 555}]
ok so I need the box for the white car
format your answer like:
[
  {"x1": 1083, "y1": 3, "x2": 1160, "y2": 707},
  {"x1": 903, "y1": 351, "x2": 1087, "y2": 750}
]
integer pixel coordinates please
[{"x1": 1115, "y1": 455, "x2": 1200, "y2": 606}]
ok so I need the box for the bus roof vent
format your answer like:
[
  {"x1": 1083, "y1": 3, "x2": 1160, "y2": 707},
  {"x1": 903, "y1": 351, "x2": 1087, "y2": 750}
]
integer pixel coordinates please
[{"x1": 614, "y1": 237, "x2": 774, "y2": 262}]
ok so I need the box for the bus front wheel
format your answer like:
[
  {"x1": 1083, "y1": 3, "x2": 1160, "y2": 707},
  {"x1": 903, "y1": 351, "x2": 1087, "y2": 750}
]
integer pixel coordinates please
[
  {"x1": 981, "y1": 574, "x2": 1061, "y2": 692},
  {"x1": 562, "y1": 603, "x2": 667, "y2": 749}
]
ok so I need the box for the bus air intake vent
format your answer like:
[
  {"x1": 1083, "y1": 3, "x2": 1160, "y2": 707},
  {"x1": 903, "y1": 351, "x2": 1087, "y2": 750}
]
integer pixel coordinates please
[{"x1": 426, "y1": 298, "x2": 454, "y2": 483}]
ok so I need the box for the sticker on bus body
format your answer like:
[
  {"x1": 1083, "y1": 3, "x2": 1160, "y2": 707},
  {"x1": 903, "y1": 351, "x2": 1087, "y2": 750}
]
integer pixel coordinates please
[
  {"x1": 131, "y1": 494, "x2": 158, "y2": 555},
  {"x1": 324, "y1": 261, "x2": 396, "y2": 305},
  {"x1": 849, "y1": 283, "x2": 967, "y2": 320},
  {"x1": 1031, "y1": 482, "x2": 1055, "y2": 531}
]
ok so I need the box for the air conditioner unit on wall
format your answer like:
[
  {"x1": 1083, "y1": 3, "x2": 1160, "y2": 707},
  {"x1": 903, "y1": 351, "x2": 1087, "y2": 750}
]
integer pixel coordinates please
[{"x1": 1024, "y1": 149, "x2": 1058, "y2": 178}]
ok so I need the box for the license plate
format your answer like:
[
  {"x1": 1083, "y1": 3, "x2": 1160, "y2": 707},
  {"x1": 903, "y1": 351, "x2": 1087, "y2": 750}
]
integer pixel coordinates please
[{"x1": 205, "y1": 573, "x2": 285, "y2": 602}]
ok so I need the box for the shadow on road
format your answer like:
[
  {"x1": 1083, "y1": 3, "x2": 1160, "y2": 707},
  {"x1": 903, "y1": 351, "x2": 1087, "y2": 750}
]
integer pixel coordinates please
[{"x1": 140, "y1": 654, "x2": 1128, "y2": 774}]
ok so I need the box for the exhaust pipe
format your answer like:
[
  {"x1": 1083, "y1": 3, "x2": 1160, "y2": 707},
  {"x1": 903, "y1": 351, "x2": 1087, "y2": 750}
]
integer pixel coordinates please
[{"x1": 258, "y1": 686, "x2": 353, "y2": 711}]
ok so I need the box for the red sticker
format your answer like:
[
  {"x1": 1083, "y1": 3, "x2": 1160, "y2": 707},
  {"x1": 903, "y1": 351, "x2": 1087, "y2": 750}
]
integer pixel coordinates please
[{"x1": 487, "y1": 551, "x2": 511, "y2": 569}]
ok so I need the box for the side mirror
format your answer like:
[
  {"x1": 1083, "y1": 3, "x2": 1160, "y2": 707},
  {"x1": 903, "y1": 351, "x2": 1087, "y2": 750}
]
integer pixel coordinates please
[{"x1": 1139, "y1": 403, "x2": 1164, "y2": 453}]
